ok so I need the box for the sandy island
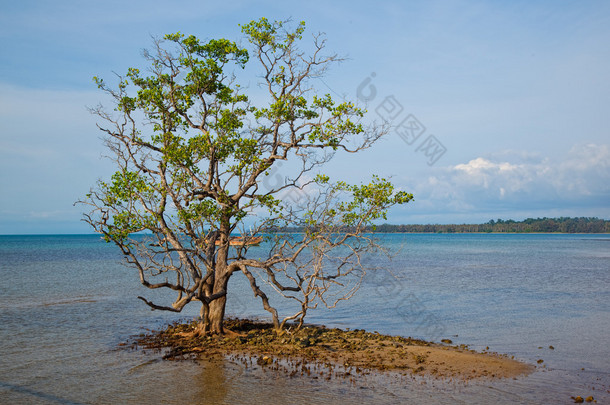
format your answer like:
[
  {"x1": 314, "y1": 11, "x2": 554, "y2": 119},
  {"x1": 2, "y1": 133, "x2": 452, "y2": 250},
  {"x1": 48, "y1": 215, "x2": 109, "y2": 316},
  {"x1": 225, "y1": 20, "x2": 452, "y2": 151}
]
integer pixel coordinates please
[{"x1": 131, "y1": 318, "x2": 534, "y2": 381}]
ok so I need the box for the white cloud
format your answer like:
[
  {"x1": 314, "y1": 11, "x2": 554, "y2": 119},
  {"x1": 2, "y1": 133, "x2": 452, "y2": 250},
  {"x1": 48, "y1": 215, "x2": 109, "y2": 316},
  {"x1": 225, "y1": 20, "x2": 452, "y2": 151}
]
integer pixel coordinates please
[
  {"x1": 551, "y1": 144, "x2": 610, "y2": 195},
  {"x1": 395, "y1": 143, "x2": 610, "y2": 222}
]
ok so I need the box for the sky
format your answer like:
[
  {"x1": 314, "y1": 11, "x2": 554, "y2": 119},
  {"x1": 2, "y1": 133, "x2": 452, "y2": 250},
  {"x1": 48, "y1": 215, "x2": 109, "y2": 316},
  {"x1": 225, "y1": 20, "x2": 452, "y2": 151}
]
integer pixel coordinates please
[{"x1": 0, "y1": 0, "x2": 609, "y2": 234}]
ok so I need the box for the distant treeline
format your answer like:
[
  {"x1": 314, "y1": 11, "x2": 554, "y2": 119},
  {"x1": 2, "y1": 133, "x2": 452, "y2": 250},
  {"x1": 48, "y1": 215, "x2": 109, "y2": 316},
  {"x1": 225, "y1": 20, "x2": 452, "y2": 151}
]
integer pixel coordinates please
[
  {"x1": 369, "y1": 217, "x2": 610, "y2": 233},
  {"x1": 266, "y1": 217, "x2": 610, "y2": 234}
]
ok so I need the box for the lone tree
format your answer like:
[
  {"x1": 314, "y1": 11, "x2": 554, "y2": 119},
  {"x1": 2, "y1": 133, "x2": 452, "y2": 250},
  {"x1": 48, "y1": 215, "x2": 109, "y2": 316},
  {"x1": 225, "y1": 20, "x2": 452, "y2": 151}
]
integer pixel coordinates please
[{"x1": 80, "y1": 18, "x2": 413, "y2": 334}]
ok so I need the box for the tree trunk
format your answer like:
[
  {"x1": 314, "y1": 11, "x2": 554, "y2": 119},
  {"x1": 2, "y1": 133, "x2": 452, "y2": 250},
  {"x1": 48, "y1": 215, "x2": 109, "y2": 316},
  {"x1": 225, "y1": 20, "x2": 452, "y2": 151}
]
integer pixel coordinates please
[
  {"x1": 194, "y1": 276, "x2": 214, "y2": 335},
  {"x1": 205, "y1": 221, "x2": 232, "y2": 334},
  {"x1": 208, "y1": 295, "x2": 226, "y2": 334},
  {"x1": 198, "y1": 301, "x2": 210, "y2": 334},
  {"x1": 207, "y1": 270, "x2": 230, "y2": 334}
]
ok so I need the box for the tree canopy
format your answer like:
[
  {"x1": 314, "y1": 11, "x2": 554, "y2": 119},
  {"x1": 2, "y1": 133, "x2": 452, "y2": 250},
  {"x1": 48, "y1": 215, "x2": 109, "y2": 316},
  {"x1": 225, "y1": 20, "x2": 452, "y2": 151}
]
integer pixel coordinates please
[{"x1": 80, "y1": 18, "x2": 413, "y2": 334}]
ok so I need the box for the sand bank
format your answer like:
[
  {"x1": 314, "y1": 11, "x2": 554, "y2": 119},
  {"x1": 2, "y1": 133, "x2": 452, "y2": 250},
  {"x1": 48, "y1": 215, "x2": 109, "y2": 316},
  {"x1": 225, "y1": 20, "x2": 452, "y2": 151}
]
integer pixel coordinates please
[{"x1": 132, "y1": 318, "x2": 533, "y2": 381}]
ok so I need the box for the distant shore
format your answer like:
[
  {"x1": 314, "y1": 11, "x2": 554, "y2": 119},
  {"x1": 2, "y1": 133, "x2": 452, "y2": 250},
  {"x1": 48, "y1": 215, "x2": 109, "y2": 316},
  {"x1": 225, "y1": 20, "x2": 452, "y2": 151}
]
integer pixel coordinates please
[
  {"x1": 265, "y1": 217, "x2": 610, "y2": 234},
  {"x1": 131, "y1": 318, "x2": 534, "y2": 382}
]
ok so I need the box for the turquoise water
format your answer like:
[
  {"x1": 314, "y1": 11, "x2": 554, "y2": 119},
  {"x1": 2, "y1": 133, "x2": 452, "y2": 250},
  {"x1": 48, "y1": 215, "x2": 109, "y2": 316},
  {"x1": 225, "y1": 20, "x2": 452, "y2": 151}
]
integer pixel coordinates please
[{"x1": 1, "y1": 234, "x2": 609, "y2": 404}]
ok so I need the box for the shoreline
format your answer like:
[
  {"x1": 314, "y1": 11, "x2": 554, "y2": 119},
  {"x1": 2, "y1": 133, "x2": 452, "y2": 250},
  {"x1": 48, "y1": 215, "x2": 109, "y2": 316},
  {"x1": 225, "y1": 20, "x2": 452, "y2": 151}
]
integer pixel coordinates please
[{"x1": 131, "y1": 318, "x2": 534, "y2": 382}]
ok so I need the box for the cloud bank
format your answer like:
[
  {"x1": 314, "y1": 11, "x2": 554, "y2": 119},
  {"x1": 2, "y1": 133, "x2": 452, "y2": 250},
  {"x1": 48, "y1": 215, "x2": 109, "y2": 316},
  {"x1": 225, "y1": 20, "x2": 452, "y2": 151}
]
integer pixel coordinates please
[{"x1": 395, "y1": 144, "x2": 610, "y2": 223}]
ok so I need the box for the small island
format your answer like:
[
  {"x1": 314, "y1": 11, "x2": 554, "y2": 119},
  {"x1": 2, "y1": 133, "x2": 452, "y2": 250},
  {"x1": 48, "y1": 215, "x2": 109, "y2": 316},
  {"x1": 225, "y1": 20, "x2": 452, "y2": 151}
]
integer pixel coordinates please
[{"x1": 132, "y1": 318, "x2": 534, "y2": 381}]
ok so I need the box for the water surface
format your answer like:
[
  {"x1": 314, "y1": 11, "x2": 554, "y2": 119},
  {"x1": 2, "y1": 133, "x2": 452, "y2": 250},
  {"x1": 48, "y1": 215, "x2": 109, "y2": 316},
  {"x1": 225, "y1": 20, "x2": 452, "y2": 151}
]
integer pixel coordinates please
[{"x1": 1, "y1": 234, "x2": 608, "y2": 404}]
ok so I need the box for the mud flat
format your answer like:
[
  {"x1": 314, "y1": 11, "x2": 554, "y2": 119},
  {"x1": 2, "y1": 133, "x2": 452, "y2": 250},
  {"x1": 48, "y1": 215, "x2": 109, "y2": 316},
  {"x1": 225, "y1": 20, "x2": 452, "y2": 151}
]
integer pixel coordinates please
[{"x1": 131, "y1": 318, "x2": 534, "y2": 381}]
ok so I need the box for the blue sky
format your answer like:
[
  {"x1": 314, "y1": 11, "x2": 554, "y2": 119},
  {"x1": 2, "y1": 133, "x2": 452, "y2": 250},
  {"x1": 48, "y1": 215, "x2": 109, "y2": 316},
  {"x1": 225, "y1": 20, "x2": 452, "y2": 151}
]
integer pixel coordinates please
[{"x1": 1, "y1": 0, "x2": 609, "y2": 234}]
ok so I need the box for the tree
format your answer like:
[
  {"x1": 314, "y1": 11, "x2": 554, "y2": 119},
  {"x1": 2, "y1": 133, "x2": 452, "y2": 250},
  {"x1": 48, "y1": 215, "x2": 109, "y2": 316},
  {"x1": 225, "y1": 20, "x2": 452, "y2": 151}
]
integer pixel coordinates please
[{"x1": 79, "y1": 18, "x2": 413, "y2": 335}]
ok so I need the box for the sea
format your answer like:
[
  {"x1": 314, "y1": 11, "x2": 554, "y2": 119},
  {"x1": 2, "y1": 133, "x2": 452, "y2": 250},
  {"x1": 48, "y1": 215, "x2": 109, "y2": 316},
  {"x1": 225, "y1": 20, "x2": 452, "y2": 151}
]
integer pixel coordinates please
[{"x1": 0, "y1": 233, "x2": 608, "y2": 404}]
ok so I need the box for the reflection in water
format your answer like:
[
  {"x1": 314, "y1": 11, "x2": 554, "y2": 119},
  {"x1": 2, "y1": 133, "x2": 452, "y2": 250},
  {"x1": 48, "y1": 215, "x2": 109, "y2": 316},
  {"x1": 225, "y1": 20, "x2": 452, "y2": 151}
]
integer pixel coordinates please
[
  {"x1": 188, "y1": 357, "x2": 381, "y2": 404},
  {"x1": 137, "y1": 356, "x2": 608, "y2": 405},
  {"x1": 196, "y1": 358, "x2": 229, "y2": 403}
]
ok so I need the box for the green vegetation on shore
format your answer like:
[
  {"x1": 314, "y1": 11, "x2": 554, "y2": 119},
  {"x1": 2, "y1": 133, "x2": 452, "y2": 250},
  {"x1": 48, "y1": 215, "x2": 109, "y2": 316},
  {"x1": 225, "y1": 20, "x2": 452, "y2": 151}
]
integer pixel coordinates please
[{"x1": 266, "y1": 217, "x2": 610, "y2": 234}]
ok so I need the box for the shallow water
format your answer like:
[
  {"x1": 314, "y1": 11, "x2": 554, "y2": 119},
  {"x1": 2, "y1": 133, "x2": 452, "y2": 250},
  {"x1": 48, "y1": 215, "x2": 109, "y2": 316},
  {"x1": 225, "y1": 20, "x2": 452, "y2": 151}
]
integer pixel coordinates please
[{"x1": 0, "y1": 234, "x2": 608, "y2": 404}]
